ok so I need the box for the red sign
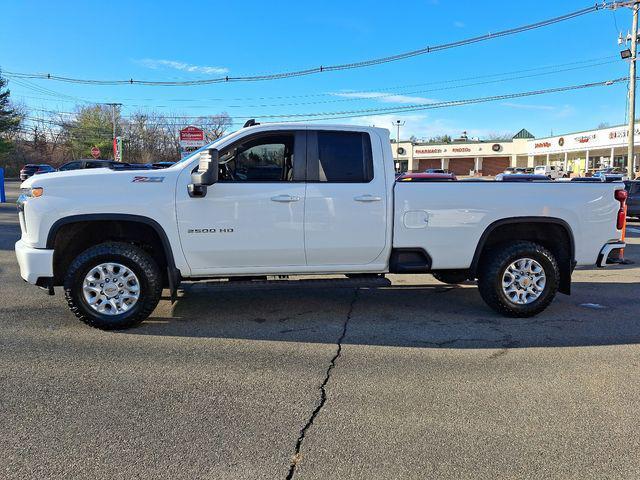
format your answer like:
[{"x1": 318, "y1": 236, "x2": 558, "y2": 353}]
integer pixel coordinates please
[
  {"x1": 91, "y1": 146, "x2": 100, "y2": 159},
  {"x1": 180, "y1": 126, "x2": 205, "y2": 141}
]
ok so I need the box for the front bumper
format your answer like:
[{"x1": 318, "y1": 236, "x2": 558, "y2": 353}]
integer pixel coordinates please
[
  {"x1": 596, "y1": 242, "x2": 626, "y2": 267},
  {"x1": 15, "y1": 239, "x2": 54, "y2": 284}
]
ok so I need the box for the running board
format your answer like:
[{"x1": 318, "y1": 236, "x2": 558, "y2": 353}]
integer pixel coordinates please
[{"x1": 183, "y1": 276, "x2": 391, "y2": 292}]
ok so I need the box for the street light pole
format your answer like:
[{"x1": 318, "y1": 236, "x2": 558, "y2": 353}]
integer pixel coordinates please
[{"x1": 392, "y1": 119, "x2": 405, "y2": 172}]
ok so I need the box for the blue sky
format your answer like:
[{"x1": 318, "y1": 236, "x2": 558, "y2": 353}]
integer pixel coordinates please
[{"x1": 0, "y1": 0, "x2": 634, "y2": 140}]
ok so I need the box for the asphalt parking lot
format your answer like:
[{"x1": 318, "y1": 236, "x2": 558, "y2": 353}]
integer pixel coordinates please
[{"x1": 1, "y1": 179, "x2": 640, "y2": 479}]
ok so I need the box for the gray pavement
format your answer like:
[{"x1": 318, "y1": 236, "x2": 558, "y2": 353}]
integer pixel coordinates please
[{"x1": 1, "y1": 180, "x2": 640, "y2": 479}]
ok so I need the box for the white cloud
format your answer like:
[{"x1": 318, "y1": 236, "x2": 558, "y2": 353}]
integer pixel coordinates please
[
  {"x1": 331, "y1": 91, "x2": 438, "y2": 105},
  {"x1": 331, "y1": 113, "x2": 457, "y2": 140},
  {"x1": 136, "y1": 58, "x2": 228, "y2": 75}
]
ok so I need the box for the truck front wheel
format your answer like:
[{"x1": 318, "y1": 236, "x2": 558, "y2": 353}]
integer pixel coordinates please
[
  {"x1": 477, "y1": 241, "x2": 559, "y2": 317},
  {"x1": 63, "y1": 242, "x2": 163, "y2": 330}
]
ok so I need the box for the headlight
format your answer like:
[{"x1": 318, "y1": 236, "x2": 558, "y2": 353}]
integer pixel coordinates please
[{"x1": 20, "y1": 187, "x2": 44, "y2": 198}]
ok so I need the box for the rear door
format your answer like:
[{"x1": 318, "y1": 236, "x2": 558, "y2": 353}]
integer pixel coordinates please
[
  {"x1": 304, "y1": 130, "x2": 388, "y2": 266},
  {"x1": 176, "y1": 130, "x2": 308, "y2": 272}
]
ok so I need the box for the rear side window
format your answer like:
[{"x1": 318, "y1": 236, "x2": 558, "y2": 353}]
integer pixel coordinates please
[{"x1": 315, "y1": 131, "x2": 373, "y2": 183}]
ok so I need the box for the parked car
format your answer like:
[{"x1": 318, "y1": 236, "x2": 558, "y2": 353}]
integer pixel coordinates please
[
  {"x1": 58, "y1": 159, "x2": 153, "y2": 172},
  {"x1": 593, "y1": 168, "x2": 628, "y2": 182},
  {"x1": 20, "y1": 164, "x2": 56, "y2": 180},
  {"x1": 495, "y1": 174, "x2": 550, "y2": 182},
  {"x1": 502, "y1": 167, "x2": 527, "y2": 175},
  {"x1": 58, "y1": 159, "x2": 116, "y2": 171},
  {"x1": 423, "y1": 168, "x2": 446, "y2": 174},
  {"x1": 398, "y1": 172, "x2": 457, "y2": 182},
  {"x1": 534, "y1": 165, "x2": 567, "y2": 180},
  {"x1": 625, "y1": 180, "x2": 640, "y2": 218},
  {"x1": 16, "y1": 122, "x2": 627, "y2": 329}
]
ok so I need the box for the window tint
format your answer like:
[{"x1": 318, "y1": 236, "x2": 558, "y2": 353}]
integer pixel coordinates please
[
  {"x1": 317, "y1": 131, "x2": 373, "y2": 183},
  {"x1": 219, "y1": 134, "x2": 294, "y2": 182}
]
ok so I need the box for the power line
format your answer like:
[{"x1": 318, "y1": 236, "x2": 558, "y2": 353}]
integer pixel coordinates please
[
  {"x1": 15, "y1": 56, "x2": 621, "y2": 116},
  {"x1": 24, "y1": 77, "x2": 628, "y2": 124},
  {"x1": 3, "y1": 4, "x2": 607, "y2": 87}
]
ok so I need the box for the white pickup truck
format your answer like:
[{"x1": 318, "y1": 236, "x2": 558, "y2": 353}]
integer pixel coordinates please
[{"x1": 15, "y1": 122, "x2": 628, "y2": 329}]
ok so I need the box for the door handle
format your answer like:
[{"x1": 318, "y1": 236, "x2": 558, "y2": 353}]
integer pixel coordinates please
[
  {"x1": 271, "y1": 194, "x2": 300, "y2": 203},
  {"x1": 354, "y1": 194, "x2": 382, "y2": 202}
]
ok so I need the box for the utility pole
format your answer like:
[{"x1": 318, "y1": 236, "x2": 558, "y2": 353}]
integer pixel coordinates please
[
  {"x1": 392, "y1": 119, "x2": 405, "y2": 172},
  {"x1": 628, "y1": 2, "x2": 639, "y2": 178},
  {"x1": 104, "y1": 103, "x2": 122, "y2": 161}
]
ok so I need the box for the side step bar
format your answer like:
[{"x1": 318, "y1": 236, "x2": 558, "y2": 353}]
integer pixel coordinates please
[{"x1": 184, "y1": 276, "x2": 391, "y2": 292}]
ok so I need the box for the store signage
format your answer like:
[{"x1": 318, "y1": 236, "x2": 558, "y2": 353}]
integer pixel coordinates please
[
  {"x1": 179, "y1": 126, "x2": 206, "y2": 159},
  {"x1": 609, "y1": 128, "x2": 640, "y2": 139},
  {"x1": 397, "y1": 147, "x2": 406, "y2": 155},
  {"x1": 90, "y1": 146, "x2": 100, "y2": 159},
  {"x1": 492, "y1": 144, "x2": 501, "y2": 152},
  {"x1": 415, "y1": 148, "x2": 442, "y2": 154},
  {"x1": 452, "y1": 147, "x2": 471, "y2": 153},
  {"x1": 558, "y1": 137, "x2": 565, "y2": 146},
  {"x1": 534, "y1": 142, "x2": 551, "y2": 148},
  {"x1": 574, "y1": 134, "x2": 596, "y2": 143}
]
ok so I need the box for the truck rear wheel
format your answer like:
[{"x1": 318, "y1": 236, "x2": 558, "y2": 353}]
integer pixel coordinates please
[
  {"x1": 63, "y1": 242, "x2": 163, "y2": 330},
  {"x1": 477, "y1": 241, "x2": 559, "y2": 317}
]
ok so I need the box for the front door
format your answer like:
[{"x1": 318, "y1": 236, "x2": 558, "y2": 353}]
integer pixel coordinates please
[{"x1": 176, "y1": 130, "x2": 307, "y2": 274}]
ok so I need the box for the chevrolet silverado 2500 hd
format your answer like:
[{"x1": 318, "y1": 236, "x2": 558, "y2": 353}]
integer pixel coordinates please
[{"x1": 15, "y1": 122, "x2": 628, "y2": 329}]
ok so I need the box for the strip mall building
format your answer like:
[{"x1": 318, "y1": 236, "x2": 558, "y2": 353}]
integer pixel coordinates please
[{"x1": 395, "y1": 123, "x2": 640, "y2": 176}]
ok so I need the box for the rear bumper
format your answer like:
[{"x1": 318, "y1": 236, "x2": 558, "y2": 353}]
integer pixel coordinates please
[
  {"x1": 596, "y1": 242, "x2": 626, "y2": 267},
  {"x1": 15, "y1": 240, "x2": 54, "y2": 284}
]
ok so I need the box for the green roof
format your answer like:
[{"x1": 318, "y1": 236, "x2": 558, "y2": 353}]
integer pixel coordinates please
[{"x1": 512, "y1": 128, "x2": 535, "y2": 139}]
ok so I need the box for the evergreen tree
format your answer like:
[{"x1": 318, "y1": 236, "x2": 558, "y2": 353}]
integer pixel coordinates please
[{"x1": 0, "y1": 71, "x2": 21, "y2": 159}]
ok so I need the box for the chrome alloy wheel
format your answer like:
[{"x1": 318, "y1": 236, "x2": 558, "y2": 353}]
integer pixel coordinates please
[
  {"x1": 82, "y1": 263, "x2": 140, "y2": 315},
  {"x1": 501, "y1": 257, "x2": 546, "y2": 305}
]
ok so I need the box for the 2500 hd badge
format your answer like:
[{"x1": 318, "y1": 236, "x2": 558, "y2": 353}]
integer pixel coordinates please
[{"x1": 187, "y1": 228, "x2": 234, "y2": 233}]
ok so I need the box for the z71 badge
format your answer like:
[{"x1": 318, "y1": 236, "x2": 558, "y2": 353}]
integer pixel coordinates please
[{"x1": 132, "y1": 176, "x2": 165, "y2": 183}]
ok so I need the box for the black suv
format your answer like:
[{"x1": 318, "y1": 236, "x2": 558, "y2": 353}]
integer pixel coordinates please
[
  {"x1": 625, "y1": 180, "x2": 640, "y2": 219},
  {"x1": 58, "y1": 159, "x2": 115, "y2": 171}
]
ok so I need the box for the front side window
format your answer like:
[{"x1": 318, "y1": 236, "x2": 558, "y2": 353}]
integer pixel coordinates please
[
  {"x1": 315, "y1": 131, "x2": 373, "y2": 183},
  {"x1": 219, "y1": 134, "x2": 295, "y2": 182}
]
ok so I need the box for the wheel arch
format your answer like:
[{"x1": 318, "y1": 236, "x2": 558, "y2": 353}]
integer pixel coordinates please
[
  {"x1": 47, "y1": 214, "x2": 179, "y2": 297},
  {"x1": 470, "y1": 217, "x2": 575, "y2": 295}
]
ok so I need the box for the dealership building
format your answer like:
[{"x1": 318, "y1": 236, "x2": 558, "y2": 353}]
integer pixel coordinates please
[{"x1": 395, "y1": 123, "x2": 640, "y2": 177}]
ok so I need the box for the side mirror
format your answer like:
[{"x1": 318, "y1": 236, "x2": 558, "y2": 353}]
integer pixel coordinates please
[{"x1": 188, "y1": 148, "x2": 219, "y2": 198}]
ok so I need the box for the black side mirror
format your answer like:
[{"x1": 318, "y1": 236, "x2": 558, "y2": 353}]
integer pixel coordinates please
[{"x1": 188, "y1": 148, "x2": 219, "y2": 198}]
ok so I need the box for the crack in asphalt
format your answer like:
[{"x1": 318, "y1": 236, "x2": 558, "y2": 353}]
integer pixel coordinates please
[{"x1": 285, "y1": 288, "x2": 360, "y2": 480}]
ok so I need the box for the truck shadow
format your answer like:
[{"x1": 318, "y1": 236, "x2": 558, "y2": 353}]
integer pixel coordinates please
[{"x1": 128, "y1": 279, "x2": 640, "y2": 350}]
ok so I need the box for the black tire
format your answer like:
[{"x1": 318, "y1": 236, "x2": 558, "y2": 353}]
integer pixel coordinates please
[
  {"x1": 64, "y1": 242, "x2": 163, "y2": 330},
  {"x1": 477, "y1": 241, "x2": 559, "y2": 318},
  {"x1": 432, "y1": 270, "x2": 469, "y2": 284}
]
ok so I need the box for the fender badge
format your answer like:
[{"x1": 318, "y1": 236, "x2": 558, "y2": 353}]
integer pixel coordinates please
[{"x1": 132, "y1": 176, "x2": 164, "y2": 183}]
